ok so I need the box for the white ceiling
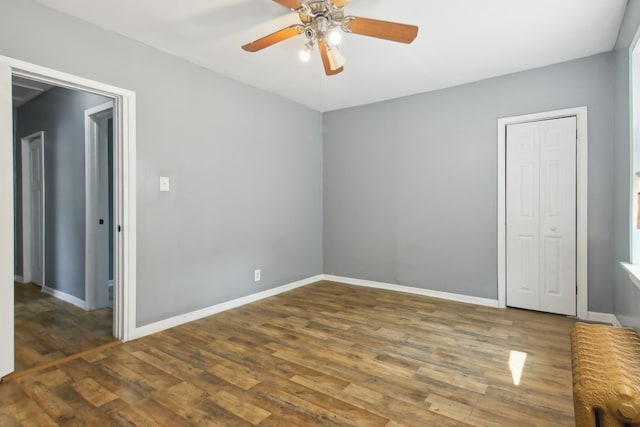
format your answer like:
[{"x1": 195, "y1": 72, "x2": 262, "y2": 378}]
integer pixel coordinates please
[
  {"x1": 35, "y1": 0, "x2": 628, "y2": 112},
  {"x1": 12, "y1": 76, "x2": 53, "y2": 107}
]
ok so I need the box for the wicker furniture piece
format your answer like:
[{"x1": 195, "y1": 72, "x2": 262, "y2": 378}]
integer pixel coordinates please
[{"x1": 571, "y1": 322, "x2": 640, "y2": 426}]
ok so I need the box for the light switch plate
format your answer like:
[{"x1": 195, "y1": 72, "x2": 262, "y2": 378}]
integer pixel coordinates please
[{"x1": 159, "y1": 176, "x2": 170, "y2": 192}]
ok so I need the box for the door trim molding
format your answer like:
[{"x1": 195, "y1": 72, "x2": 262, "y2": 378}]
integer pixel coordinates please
[
  {"x1": 20, "y1": 131, "x2": 45, "y2": 287},
  {"x1": 0, "y1": 63, "x2": 12, "y2": 377},
  {"x1": 0, "y1": 54, "x2": 137, "y2": 352},
  {"x1": 497, "y1": 106, "x2": 588, "y2": 319},
  {"x1": 85, "y1": 101, "x2": 114, "y2": 311}
]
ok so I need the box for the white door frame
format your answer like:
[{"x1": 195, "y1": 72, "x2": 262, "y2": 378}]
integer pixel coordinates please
[
  {"x1": 0, "y1": 63, "x2": 14, "y2": 378},
  {"x1": 497, "y1": 106, "x2": 588, "y2": 319},
  {"x1": 20, "y1": 131, "x2": 45, "y2": 287},
  {"x1": 85, "y1": 101, "x2": 113, "y2": 311},
  {"x1": 0, "y1": 55, "x2": 137, "y2": 378}
]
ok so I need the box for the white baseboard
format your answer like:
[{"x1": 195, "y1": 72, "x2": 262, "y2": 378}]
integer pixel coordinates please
[
  {"x1": 131, "y1": 275, "x2": 325, "y2": 340},
  {"x1": 14, "y1": 275, "x2": 24, "y2": 283},
  {"x1": 42, "y1": 285, "x2": 88, "y2": 310},
  {"x1": 585, "y1": 311, "x2": 621, "y2": 326},
  {"x1": 131, "y1": 273, "x2": 614, "y2": 341},
  {"x1": 322, "y1": 275, "x2": 500, "y2": 308},
  {"x1": 613, "y1": 315, "x2": 622, "y2": 327}
]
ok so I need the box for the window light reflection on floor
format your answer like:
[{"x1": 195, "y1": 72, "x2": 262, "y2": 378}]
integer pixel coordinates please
[{"x1": 509, "y1": 350, "x2": 528, "y2": 386}]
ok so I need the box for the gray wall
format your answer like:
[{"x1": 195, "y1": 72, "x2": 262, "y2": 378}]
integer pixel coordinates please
[
  {"x1": 613, "y1": 0, "x2": 640, "y2": 330},
  {"x1": 15, "y1": 86, "x2": 111, "y2": 299},
  {"x1": 323, "y1": 53, "x2": 616, "y2": 312},
  {"x1": 1, "y1": 0, "x2": 323, "y2": 326}
]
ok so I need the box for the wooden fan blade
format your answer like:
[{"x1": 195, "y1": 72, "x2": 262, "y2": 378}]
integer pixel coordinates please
[
  {"x1": 272, "y1": 0, "x2": 301, "y2": 10},
  {"x1": 331, "y1": 0, "x2": 351, "y2": 6},
  {"x1": 242, "y1": 25, "x2": 303, "y2": 52},
  {"x1": 319, "y1": 40, "x2": 344, "y2": 76},
  {"x1": 346, "y1": 17, "x2": 418, "y2": 44}
]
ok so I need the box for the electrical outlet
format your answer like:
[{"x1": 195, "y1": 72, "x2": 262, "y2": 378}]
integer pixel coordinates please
[{"x1": 254, "y1": 269, "x2": 261, "y2": 282}]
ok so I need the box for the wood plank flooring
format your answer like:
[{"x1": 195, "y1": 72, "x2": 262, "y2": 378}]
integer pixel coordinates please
[
  {"x1": 14, "y1": 282, "x2": 115, "y2": 372},
  {"x1": 2, "y1": 281, "x2": 577, "y2": 426}
]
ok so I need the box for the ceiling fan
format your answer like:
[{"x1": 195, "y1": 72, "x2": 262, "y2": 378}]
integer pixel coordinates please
[{"x1": 242, "y1": 0, "x2": 419, "y2": 76}]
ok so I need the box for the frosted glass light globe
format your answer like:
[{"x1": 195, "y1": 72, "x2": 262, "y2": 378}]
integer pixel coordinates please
[
  {"x1": 299, "y1": 49, "x2": 311, "y2": 62},
  {"x1": 328, "y1": 30, "x2": 342, "y2": 46}
]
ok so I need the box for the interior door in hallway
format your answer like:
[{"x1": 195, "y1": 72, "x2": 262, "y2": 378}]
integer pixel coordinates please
[
  {"x1": 506, "y1": 116, "x2": 577, "y2": 316},
  {"x1": 28, "y1": 134, "x2": 45, "y2": 287}
]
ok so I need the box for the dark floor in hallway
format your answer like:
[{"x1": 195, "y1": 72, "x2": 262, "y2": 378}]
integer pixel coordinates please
[{"x1": 14, "y1": 282, "x2": 114, "y2": 372}]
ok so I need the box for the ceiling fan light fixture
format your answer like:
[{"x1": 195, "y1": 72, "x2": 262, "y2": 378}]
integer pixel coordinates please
[
  {"x1": 243, "y1": 0, "x2": 418, "y2": 76},
  {"x1": 327, "y1": 46, "x2": 346, "y2": 70}
]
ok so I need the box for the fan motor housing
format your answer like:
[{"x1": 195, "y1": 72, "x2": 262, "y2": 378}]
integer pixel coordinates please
[{"x1": 298, "y1": 1, "x2": 344, "y2": 26}]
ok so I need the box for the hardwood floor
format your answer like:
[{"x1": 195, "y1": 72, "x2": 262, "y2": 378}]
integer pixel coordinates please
[
  {"x1": 14, "y1": 282, "x2": 115, "y2": 372},
  {"x1": 2, "y1": 281, "x2": 577, "y2": 426}
]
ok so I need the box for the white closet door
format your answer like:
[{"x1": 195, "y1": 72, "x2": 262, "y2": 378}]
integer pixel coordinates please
[
  {"x1": 538, "y1": 117, "x2": 576, "y2": 315},
  {"x1": 506, "y1": 121, "x2": 540, "y2": 311},
  {"x1": 506, "y1": 116, "x2": 576, "y2": 316}
]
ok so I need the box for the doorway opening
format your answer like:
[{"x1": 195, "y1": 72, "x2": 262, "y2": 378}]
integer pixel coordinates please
[
  {"x1": 13, "y1": 80, "x2": 115, "y2": 372},
  {"x1": 0, "y1": 55, "x2": 137, "y2": 378},
  {"x1": 497, "y1": 107, "x2": 588, "y2": 319}
]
